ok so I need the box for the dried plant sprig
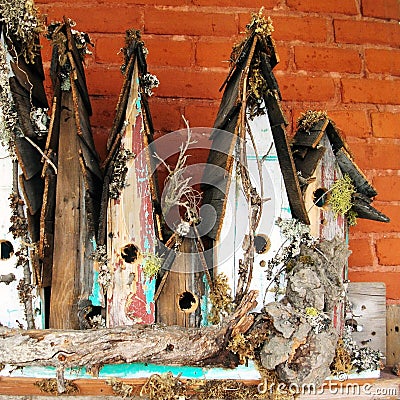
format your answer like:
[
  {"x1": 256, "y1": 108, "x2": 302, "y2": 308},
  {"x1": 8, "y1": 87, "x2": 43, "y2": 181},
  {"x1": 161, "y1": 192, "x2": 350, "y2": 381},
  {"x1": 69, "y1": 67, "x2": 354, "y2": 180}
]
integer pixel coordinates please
[
  {"x1": 154, "y1": 116, "x2": 201, "y2": 223},
  {"x1": 208, "y1": 272, "x2": 234, "y2": 325},
  {"x1": 140, "y1": 372, "x2": 187, "y2": 400}
]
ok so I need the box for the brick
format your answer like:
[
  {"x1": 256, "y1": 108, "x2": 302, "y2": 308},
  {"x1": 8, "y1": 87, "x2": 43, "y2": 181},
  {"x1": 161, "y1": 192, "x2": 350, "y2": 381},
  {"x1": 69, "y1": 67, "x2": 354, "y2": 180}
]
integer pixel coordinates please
[
  {"x1": 278, "y1": 75, "x2": 336, "y2": 102},
  {"x1": 196, "y1": 38, "x2": 234, "y2": 68},
  {"x1": 86, "y1": 66, "x2": 124, "y2": 96},
  {"x1": 90, "y1": 96, "x2": 118, "y2": 128},
  {"x1": 151, "y1": 67, "x2": 226, "y2": 99},
  {"x1": 103, "y1": 0, "x2": 191, "y2": 4},
  {"x1": 94, "y1": 35, "x2": 125, "y2": 64},
  {"x1": 328, "y1": 110, "x2": 370, "y2": 138},
  {"x1": 371, "y1": 112, "x2": 400, "y2": 138},
  {"x1": 145, "y1": 36, "x2": 194, "y2": 68},
  {"x1": 287, "y1": 0, "x2": 358, "y2": 15},
  {"x1": 144, "y1": 8, "x2": 238, "y2": 37},
  {"x1": 361, "y1": 0, "x2": 400, "y2": 20},
  {"x1": 274, "y1": 46, "x2": 290, "y2": 71},
  {"x1": 373, "y1": 176, "x2": 400, "y2": 202},
  {"x1": 342, "y1": 78, "x2": 400, "y2": 105},
  {"x1": 252, "y1": 16, "x2": 328, "y2": 43},
  {"x1": 353, "y1": 205, "x2": 399, "y2": 234},
  {"x1": 294, "y1": 46, "x2": 361, "y2": 73},
  {"x1": 183, "y1": 100, "x2": 220, "y2": 128},
  {"x1": 350, "y1": 141, "x2": 400, "y2": 170},
  {"x1": 365, "y1": 48, "x2": 400, "y2": 76},
  {"x1": 334, "y1": 19, "x2": 400, "y2": 46},
  {"x1": 193, "y1": 0, "x2": 279, "y2": 7},
  {"x1": 149, "y1": 97, "x2": 184, "y2": 132},
  {"x1": 92, "y1": 127, "x2": 109, "y2": 162},
  {"x1": 347, "y1": 271, "x2": 400, "y2": 300},
  {"x1": 348, "y1": 238, "x2": 374, "y2": 267},
  {"x1": 42, "y1": 4, "x2": 144, "y2": 33},
  {"x1": 377, "y1": 238, "x2": 400, "y2": 265}
]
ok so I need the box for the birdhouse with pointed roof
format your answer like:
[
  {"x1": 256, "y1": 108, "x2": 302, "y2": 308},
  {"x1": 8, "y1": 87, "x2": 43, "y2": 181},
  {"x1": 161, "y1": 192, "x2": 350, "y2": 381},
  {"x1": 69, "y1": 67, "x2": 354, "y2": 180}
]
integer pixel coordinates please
[{"x1": 201, "y1": 10, "x2": 389, "y2": 317}]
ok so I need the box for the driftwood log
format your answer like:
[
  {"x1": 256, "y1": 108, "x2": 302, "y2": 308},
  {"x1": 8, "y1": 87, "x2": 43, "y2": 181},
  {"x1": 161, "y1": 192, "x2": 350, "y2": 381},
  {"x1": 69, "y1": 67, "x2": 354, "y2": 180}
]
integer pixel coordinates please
[{"x1": 0, "y1": 291, "x2": 258, "y2": 370}]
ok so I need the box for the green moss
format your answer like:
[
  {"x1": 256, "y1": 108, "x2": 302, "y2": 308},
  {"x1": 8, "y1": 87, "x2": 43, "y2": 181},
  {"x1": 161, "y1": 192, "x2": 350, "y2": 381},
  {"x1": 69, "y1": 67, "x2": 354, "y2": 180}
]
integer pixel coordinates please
[
  {"x1": 142, "y1": 253, "x2": 163, "y2": 279},
  {"x1": 328, "y1": 174, "x2": 356, "y2": 218}
]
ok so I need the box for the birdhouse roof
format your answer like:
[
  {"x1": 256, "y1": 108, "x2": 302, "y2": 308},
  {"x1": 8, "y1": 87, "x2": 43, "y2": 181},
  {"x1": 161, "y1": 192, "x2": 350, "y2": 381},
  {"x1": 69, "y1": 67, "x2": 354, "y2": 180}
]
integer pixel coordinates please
[{"x1": 292, "y1": 114, "x2": 389, "y2": 223}]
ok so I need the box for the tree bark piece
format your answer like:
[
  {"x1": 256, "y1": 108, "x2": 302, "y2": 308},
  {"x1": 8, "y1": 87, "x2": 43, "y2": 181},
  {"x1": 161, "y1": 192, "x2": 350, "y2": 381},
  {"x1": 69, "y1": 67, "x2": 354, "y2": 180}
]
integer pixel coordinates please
[{"x1": 0, "y1": 291, "x2": 258, "y2": 369}]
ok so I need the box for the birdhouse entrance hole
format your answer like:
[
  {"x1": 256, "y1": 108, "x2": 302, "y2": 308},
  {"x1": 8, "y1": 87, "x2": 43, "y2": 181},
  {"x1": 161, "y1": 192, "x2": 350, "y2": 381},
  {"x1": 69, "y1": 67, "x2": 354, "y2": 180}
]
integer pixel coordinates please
[
  {"x1": 254, "y1": 234, "x2": 271, "y2": 254},
  {"x1": 313, "y1": 188, "x2": 330, "y2": 208},
  {"x1": 177, "y1": 291, "x2": 198, "y2": 313},
  {"x1": 121, "y1": 243, "x2": 140, "y2": 263},
  {"x1": 0, "y1": 240, "x2": 14, "y2": 260}
]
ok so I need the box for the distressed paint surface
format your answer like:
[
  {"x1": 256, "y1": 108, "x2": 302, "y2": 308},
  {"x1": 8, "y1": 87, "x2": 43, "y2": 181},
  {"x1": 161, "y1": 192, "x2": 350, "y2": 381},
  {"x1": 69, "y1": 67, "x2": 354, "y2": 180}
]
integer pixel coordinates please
[
  {"x1": 303, "y1": 134, "x2": 347, "y2": 331},
  {"x1": 107, "y1": 65, "x2": 156, "y2": 326},
  {"x1": 216, "y1": 111, "x2": 291, "y2": 312},
  {"x1": 304, "y1": 135, "x2": 346, "y2": 240}
]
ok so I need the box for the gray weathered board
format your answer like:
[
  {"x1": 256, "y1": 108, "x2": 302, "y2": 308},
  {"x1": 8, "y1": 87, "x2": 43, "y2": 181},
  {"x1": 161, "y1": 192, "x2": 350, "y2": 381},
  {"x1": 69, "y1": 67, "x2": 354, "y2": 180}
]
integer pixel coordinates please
[
  {"x1": 347, "y1": 282, "x2": 386, "y2": 357},
  {"x1": 386, "y1": 304, "x2": 400, "y2": 367}
]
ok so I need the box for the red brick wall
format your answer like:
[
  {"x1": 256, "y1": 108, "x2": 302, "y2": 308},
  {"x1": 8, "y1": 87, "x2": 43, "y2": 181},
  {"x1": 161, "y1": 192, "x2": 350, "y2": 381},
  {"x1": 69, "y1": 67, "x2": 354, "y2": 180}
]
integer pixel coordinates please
[{"x1": 36, "y1": 0, "x2": 400, "y2": 303}]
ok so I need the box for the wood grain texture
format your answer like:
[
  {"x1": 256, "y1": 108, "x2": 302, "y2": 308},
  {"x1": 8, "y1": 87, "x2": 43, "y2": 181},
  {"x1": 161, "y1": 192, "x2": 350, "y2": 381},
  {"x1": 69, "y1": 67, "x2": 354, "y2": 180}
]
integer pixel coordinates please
[
  {"x1": 347, "y1": 282, "x2": 386, "y2": 356},
  {"x1": 386, "y1": 304, "x2": 400, "y2": 367},
  {"x1": 49, "y1": 91, "x2": 82, "y2": 329}
]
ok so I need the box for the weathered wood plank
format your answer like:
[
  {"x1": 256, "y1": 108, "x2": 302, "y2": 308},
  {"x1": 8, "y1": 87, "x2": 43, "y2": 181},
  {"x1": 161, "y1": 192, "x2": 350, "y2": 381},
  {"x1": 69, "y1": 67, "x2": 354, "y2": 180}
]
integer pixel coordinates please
[
  {"x1": 19, "y1": 173, "x2": 44, "y2": 215},
  {"x1": 10, "y1": 59, "x2": 48, "y2": 109},
  {"x1": 106, "y1": 61, "x2": 157, "y2": 326},
  {"x1": 293, "y1": 145, "x2": 326, "y2": 179},
  {"x1": 271, "y1": 124, "x2": 310, "y2": 225},
  {"x1": 347, "y1": 282, "x2": 386, "y2": 356},
  {"x1": 66, "y1": 23, "x2": 92, "y2": 115},
  {"x1": 292, "y1": 118, "x2": 329, "y2": 148},
  {"x1": 352, "y1": 193, "x2": 389, "y2": 222},
  {"x1": 335, "y1": 148, "x2": 378, "y2": 198},
  {"x1": 9, "y1": 77, "x2": 36, "y2": 139},
  {"x1": 386, "y1": 304, "x2": 400, "y2": 367},
  {"x1": 14, "y1": 136, "x2": 43, "y2": 180},
  {"x1": 49, "y1": 91, "x2": 82, "y2": 329},
  {"x1": 157, "y1": 237, "x2": 208, "y2": 327}
]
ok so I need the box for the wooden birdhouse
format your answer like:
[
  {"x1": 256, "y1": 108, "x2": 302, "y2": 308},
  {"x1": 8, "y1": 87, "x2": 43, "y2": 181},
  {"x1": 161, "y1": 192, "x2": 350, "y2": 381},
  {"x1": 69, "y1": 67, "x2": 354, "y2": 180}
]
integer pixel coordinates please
[
  {"x1": 0, "y1": 19, "x2": 48, "y2": 329},
  {"x1": 201, "y1": 13, "x2": 309, "y2": 312},
  {"x1": 41, "y1": 20, "x2": 103, "y2": 329},
  {"x1": 292, "y1": 113, "x2": 389, "y2": 241},
  {"x1": 201, "y1": 12, "x2": 389, "y2": 319},
  {"x1": 101, "y1": 30, "x2": 161, "y2": 327}
]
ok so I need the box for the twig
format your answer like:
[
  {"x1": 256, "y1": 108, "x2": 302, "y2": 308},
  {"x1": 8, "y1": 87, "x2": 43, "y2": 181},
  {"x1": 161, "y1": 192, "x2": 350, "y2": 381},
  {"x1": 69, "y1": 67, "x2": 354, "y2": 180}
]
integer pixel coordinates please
[{"x1": 24, "y1": 136, "x2": 57, "y2": 174}]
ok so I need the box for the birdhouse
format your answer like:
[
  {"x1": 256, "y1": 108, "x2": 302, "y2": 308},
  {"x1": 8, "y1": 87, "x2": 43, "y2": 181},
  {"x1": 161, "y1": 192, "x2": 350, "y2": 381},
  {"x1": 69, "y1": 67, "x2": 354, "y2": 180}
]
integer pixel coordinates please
[
  {"x1": 201, "y1": 12, "x2": 389, "y2": 319},
  {"x1": 101, "y1": 30, "x2": 161, "y2": 326},
  {"x1": 201, "y1": 13, "x2": 309, "y2": 312},
  {"x1": 0, "y1": 19, "x2": 49, "y2": 329},
  {"x1": 292, "y1": 113, "x2": 389, "y2": 240},
  {"x1": 41, "y1": 20, "x2": 103, "y2": 329}
]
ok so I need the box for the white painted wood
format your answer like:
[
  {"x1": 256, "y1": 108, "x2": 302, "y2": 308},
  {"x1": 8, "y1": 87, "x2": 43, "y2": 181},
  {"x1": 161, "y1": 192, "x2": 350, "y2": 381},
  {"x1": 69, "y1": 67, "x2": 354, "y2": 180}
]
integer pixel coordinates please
[
  {"x1": 215, "y1": 110, "x2": 291, "y2": 311},
  {"x1": 0, "y1": 145, "x2": 42, "y2": 328}
]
